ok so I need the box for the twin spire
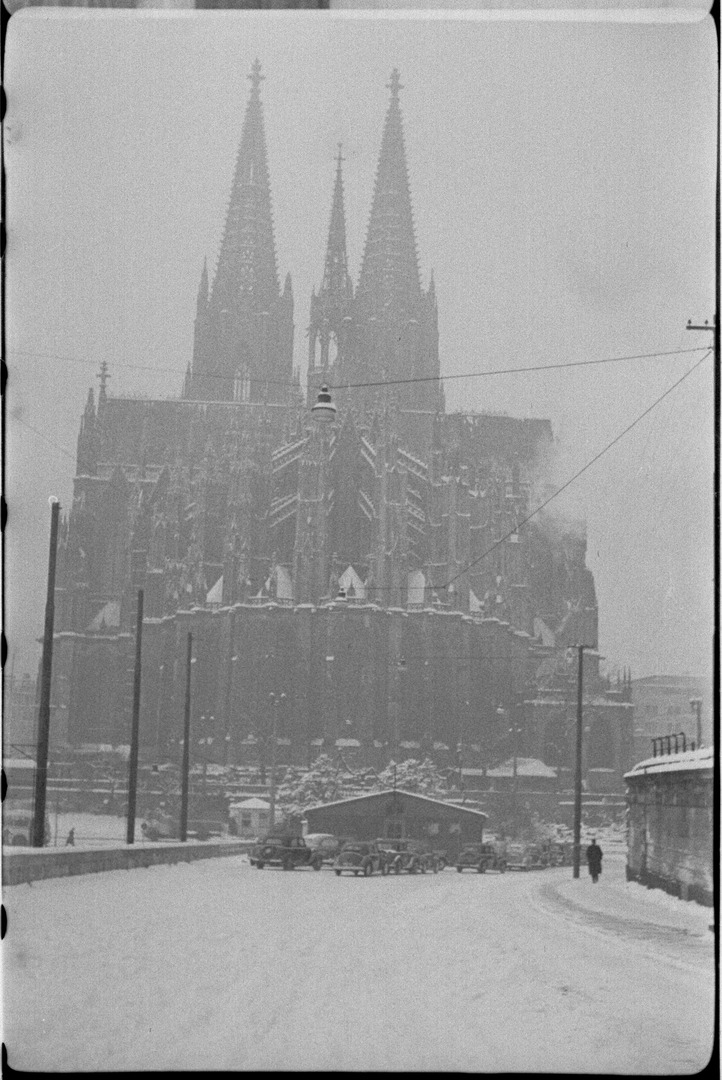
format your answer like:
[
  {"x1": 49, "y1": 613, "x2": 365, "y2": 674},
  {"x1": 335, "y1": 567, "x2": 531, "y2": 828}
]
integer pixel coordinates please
[
  {"x1": 209, "y1": 60, "x2": 425, "y2": 322},
  {"x1": 209, "y1": 57, "x2": 280, "y2": 318},
  {"x1": 355, "y1": 67, "x2": 422, "y2": 317},
  {"x1": 191, "y1": 62, "x2": 434, "y2": 404}
]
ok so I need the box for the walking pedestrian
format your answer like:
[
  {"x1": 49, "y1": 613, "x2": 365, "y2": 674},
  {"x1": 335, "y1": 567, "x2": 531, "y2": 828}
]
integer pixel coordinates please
[
  {"x1": 586, "y1": 837, "x2": 602, "y2": 883},
  {"x1": 65, "y1": 828, "x2": 75, "y2": 847}
]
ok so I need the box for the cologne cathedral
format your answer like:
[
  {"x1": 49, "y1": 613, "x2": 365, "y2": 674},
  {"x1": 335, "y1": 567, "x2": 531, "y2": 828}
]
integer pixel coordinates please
[{"x1": 51, "y1": 63, "x2": 630, "y2": 781}]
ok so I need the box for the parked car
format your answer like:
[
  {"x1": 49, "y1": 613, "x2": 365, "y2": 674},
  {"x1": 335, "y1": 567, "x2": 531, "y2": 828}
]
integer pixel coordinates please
[
  {"x1": 542, "y1": 841, "x2": 573, "y2": 867},
  {"x1": 432, "y1": 850, "x2": 449, "y2": 870},
  {"x1": 2, "y1": 805, "x2": 51, "y2": 847},
  {"x1": 333, "y1": 841, "x2": 388, "y2": 877},
  {"x1": 456, "y1": 842, "x2": 506, "y2": 873},
  {"x1": 303, "y1": 833, "x2": 350, "y2": 866},
  {"x1": 505, "y1": 842, "x2": 547, "y2": 871},
  {"x1": 141, "y1": 815, "x2": 225, "y2": 841},
  {"x1": 249, "y1": 834, "x2": 323, "y2": 871},
  {"x1": 377, "y1": 838, "x2": 438, "y2": 874}
]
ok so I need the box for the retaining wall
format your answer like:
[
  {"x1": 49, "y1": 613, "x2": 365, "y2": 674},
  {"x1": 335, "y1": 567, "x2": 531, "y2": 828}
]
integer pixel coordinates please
[{"x1": 3, "y1": 840, "x2": 252, "y2": 887}]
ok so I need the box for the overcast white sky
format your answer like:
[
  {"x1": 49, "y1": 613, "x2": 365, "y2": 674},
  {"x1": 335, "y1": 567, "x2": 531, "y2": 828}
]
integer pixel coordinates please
[{"x1": 5, "y1": 10, "x2": 716, "y2": 682}]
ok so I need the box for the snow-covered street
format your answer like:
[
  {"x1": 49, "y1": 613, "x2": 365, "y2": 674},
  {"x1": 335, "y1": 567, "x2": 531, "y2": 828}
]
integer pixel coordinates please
[{"x1": 4, "y1": 852, "x2": 713, "y2": 1073}]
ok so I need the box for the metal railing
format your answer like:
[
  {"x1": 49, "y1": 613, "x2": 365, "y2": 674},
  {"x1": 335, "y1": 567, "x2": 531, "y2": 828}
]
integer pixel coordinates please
[{"x1": 650, "y1": 732, "x2": 694, "y2": 757}]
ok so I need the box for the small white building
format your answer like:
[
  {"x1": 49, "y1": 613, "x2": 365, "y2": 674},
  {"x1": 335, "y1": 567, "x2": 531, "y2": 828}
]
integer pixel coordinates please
[{"x1": 229, "y1": 798, "x2": 272, "y2": 839}]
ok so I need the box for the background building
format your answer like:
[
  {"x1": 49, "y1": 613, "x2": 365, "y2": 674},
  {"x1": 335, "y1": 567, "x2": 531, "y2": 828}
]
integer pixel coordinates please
[
  {"x1": 304, "y1": 789, "x2": 487, "y2": 860},
  {"x1": 631, "y1": 675, "x2": 712, "y2": 762}
]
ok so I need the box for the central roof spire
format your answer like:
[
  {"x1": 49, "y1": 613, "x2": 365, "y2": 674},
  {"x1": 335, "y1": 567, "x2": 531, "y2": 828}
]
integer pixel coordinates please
[
  {"x1": 355, "y1": 67, "x2": 421, "y2": 319},
  {"x1": 248, "y1": 57, "x2": 265, "y2": 94},
  {"x1": 321, "y1": 144, "x2": 352, "y2": 301}
]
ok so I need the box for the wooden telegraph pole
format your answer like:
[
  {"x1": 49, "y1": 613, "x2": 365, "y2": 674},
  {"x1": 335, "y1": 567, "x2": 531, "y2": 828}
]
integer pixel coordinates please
[
  {"x1": 179, "y1": 633, "x2": 193, "y2": 842},
  {"x1": 572, "y1": 645, "x2": 586, "y2": 879},
  {"x1": 32, "y1": 498, "x2": 61, "y2": 848},
  {"x1": 126, "y1": 590, "x2": 144, "y2": 844}
]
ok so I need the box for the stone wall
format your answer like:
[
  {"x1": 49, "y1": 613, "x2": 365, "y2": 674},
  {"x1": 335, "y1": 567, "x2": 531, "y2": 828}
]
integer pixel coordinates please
[
  {"x1": 48, "y1": 600, "x2": 540, "y2": 768},
  {"x1": 3, "y1": 840, "x2": 250, "y2": 887}
]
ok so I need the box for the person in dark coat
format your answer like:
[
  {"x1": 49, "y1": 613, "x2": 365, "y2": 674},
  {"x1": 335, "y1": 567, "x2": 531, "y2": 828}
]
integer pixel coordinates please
[
  {"x1": 586, "y1": 838, "x2": 602, "y2": 882},
  {"x1": 65, "y1": 828, "x2": 75, "y2": 847}
]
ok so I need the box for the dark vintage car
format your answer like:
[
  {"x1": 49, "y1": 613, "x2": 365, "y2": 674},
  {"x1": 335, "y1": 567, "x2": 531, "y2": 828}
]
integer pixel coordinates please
[
  {"x1": 456, "y1": 842, "x2": 506, "y2": 873},
  {"x1": 333, "y1": 841, "x2": 388, "y2": 877},
  {"x1": 2, "y1": 805, "x2": 51, "y2": 847},
  {"x1": 542, "y1": 841, "x2": 573, "y2": 867},
  {"x1": 505, "y1": 842, "x2": 547, "y2": 871},
  {"x1": 303, "y1": 833, "x2": 351, "y2": 866},
  {"x1": 249, "y1": 834, "x2": 323, "y2": 871},
  {"x1": 377, "y1": 838, "x2": 438, "y2": 874}
]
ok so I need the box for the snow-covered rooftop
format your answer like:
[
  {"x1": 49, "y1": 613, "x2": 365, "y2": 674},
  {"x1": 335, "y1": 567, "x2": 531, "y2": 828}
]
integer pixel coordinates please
[
  {"x1": 625, "y1": 746, "x2": 713, "y2": 780},
  {"x1": 483, "y1": 757, "x2": 557, "y2": 779},
  {"x1": 305, "y1": 788, "x2": 487, "y2": 819}
]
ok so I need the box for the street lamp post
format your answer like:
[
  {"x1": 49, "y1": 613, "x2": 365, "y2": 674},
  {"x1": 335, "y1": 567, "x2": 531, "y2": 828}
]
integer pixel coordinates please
[
  {"x1": 154, "y1": 663, "x2": 165, "y2": 766},
  {"x1": 179, "y1": 634, "x2": 194, "y2": 843},
  {"x1": 224, "y1": 654, "x2": 238, "y2": 766},
  {"x1": 200, "y1": 718, "x2": 213, "y2": 802},
  {"x1": 268, "y1": 692, "x2": 286, "y2": 831},
  {"x1": 391, "y1": 657, "x2": 407, "y2": 761},
  {"x1": 690, "y1": 698, "x2": 703, "y2": 749}
]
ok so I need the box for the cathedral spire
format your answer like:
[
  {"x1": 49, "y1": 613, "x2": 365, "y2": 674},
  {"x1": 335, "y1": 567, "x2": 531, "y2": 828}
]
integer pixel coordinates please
[
  {"x1": 198, "y1": 257, "x2": 209, "y2": 306},
  {"x1": 188, "y1": 62, "x2": 293, "y2": 403},
  {"x1": 321, "y1": 145, "x2": 353, "y2": 306},
  {"x1": 209, "y1": 59, "x2": 280, "y2": 317},
  {"x1": 356, "y1": 68, "x2": 421, "y2": 318},
  {"x1": 307, "y1": 146, "x2": 354, "y2": 402}
]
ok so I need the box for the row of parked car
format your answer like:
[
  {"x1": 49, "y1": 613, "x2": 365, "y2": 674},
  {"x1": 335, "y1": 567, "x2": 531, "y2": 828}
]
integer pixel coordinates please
[
  {"x1": 248, "y1": 833, "x2": 574, "y2": 877},
  {"x1": 248, "y1": 834, "x2": 443, "y2": 875}
]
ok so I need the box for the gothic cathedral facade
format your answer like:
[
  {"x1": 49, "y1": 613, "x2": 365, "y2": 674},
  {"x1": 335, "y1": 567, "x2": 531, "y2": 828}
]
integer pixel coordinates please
[{"x1": 51, "y1": 64, "x2": 629, "y2": 780}]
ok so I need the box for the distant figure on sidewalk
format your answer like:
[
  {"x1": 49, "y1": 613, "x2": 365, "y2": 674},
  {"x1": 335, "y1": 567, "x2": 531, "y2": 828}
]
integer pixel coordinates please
[
  {"x1": 586, "y1": 838, "x2": 602, "y2": 883},
  {"x1": 65, "y1": 828, "x2": 75, "y2": 847}
]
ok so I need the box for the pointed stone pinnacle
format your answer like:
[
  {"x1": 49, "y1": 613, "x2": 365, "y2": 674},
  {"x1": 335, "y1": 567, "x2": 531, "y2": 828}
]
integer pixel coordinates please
[
  {"x1": 248, "y1": 59, "x2": 265, "y2": 94},
  {"x1": 387, "y1": 68, "x2": 403, "y2": 100}
]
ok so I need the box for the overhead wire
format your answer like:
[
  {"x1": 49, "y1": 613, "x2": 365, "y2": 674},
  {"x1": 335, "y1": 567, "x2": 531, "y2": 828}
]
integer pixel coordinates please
[
  {"x1": 7, "y1": 345, "x2": 708, "y2": 392},
  {"x1": 439, "y1": 351, "x2": 713, "y2": 591},
  {"x1": 10, "y1": 415, "x2": 78, "y2": 464},
  {"x1": 8, "y1": 351, "x2": 712, "y2": 599}
]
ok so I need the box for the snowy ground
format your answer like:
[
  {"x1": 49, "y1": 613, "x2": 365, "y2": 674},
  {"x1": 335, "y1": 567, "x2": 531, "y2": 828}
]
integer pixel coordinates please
[
  {"x1": 16, "y1": 813, "x2": 234, "y2": 849},
  {"x1": 42, "y1": 812, "x2": 132, "y2": 848},
  {"x1": 4, "y1": 852, "x2": 714, "y2": 1073}
]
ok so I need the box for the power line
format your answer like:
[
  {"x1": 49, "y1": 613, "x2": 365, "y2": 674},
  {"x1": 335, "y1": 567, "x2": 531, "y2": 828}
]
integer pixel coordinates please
[
  {"x1": 331, "y1": 348, "x2": 707, "y2": 391},
  {"x1": 7, "y1": 345, "x2": 707, "y2": 393},
  {"x1": 10, "y1": 416, "x2": 77, "y2": 463},
  {"x1": 441, "y1": 351, "x2": 712, "y2": 591},
  {"x1": 9, "y1": 351, "x2": 711, "y2": 602}
]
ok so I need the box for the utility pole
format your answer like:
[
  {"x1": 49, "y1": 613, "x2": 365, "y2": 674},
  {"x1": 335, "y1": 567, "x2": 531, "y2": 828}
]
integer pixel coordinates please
[
  {"x1": 126, "y1": 589, "x2": 144, "y2": 844},
  {"x1": 686, "y1": 317, "x2": 717, "y2": 354},
  {"x1": 268, "y1": 693, "x2": 284, "y2": 831},
  {"x1": 511, "y1": 721, "x2": 519, "y2": 833},
  {"x1": 572, "y1": 645, "x2": 586, "y2": 879},
  {"x1": 32, "y1": 497, "x2": 60, "y2": 848},
  {"x1": 179, "y1": 633, "x2": 193, "y2": 842}
]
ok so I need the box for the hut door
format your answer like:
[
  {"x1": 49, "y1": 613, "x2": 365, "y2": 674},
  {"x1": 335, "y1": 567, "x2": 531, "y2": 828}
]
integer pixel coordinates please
[{"x1": 384, "y1": 817, "x2": 404, "y2": 839}]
